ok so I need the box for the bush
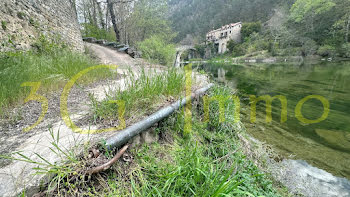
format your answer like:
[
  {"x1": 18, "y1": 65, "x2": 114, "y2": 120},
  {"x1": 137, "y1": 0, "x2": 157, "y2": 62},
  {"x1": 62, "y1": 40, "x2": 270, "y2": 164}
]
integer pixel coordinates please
[
  {"x1": 301, "y1": 39, "x2": 318, "y2": 56},
  {"x1": 241, "y1": 22, "x2": 262, "y2": 41},
  {"x1": 81, "y1": 23, "x2": 116, "y2": 42},
  {"x1": 138, "y1": 35, "x2": 176, "y2": 65},
  {"x1": 317, "y1": 45, "x2": 336, "y2": 57},
  {"x1": 340, "y1": 43, "x2": 350, "y2": 58}
]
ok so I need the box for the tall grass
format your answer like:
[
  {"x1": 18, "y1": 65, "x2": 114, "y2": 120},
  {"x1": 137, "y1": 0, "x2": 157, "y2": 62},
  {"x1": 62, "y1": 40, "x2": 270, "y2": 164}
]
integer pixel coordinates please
[
  {"x1": 91, "y1": 67, "x2": 185, "y2": 121},
  {"x1": 3, "y1": 84, "x2": 283, "y2": 196},
  {"x1": 98, "y1": 85, "x2": 281, "y2": 196},
  {"x1": 0, "y1": 37, "x2": 112, "y2": 113}
]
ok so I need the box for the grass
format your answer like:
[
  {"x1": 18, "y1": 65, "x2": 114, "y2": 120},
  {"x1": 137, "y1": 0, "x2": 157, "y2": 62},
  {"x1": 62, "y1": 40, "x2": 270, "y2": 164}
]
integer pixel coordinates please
[
  {"x1": 89, "y1": 85, "x2": 282, "y2": 196},
  {"x1": 91, "y1": 67, "x2": 185, "y2": 122},
  {"x1": 0, "y1": 37, "x2": 113, "y2": 114},
  {"x1": 2, "y1": 129, "x2": 90, "y2": 196},
  {"x1": 6, "y1": 84, "x2": 285, "y2": 196}
]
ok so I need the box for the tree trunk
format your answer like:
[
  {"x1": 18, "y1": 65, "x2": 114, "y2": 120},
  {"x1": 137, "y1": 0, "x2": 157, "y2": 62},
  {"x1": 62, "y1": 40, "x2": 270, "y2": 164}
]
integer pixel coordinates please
[
  {"x1": 91, "y1": 0, "x2": 98, "y2": 26},
  {"x1": 346, "y1": 15, "x2": 350, "y2": 43},
  {"x1": 97, "y1": 1, "x2": 106, "y2": 29},
  {"x1": 107, "y1": 0, "x2": 120, "y2": 42}
]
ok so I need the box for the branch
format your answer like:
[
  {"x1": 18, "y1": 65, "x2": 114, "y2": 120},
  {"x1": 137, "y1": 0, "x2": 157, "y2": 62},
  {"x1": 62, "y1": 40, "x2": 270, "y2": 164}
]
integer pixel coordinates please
[{"x1": 88, "y1": 144, "x2": 129, "y2": 174}]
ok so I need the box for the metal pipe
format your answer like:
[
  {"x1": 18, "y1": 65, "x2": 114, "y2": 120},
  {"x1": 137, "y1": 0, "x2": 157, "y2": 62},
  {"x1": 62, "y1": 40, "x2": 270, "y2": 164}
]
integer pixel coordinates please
[{"x1": 104, "y1": 84, "x2": 214, "y2": 150}]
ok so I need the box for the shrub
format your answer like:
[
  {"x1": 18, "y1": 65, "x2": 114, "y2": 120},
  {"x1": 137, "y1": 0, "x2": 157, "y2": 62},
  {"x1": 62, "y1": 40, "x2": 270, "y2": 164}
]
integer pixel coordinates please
[
  {"x1": 81, "y1": 23, "x2": 116, "y2": 42},
  {"x1": 301, "y1": 39, "x2": 318, "y2": 56},
  {"x1": 317, "y1": 45, "x2": 336, "y2": 57},
  {"x1": 138, "y1": 35, "x2": 176, "y2": 65},
  {"x1": 17, "y1": 12, "x2": 26, "y2": 19},
  {"x1": 231, "y1": 44, "x2": 246, "y2": 57},
  {"x1": 227, "y1": 40, "x2": 236, "y2": 52},
  {"x1": 32, "y1": 34, "x2": 67, "y2": 55},
  {"x1": 340, "y1": 43, "x2": 350, "y2": 58},
  {"x1": 241, "y1": 22, "x2": 262, "y2": 41}
]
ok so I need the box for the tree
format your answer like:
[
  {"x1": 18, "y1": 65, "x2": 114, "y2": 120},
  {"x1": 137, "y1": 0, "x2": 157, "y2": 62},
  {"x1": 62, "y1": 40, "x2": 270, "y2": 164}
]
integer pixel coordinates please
[
  {"x1": 241, "y1": 22, "x2": 262, "y2": 41},
  {"x1": 127, "y1": 0, "x2": 175, "y2": 45},
  {"x1": 290, "y1": 0, "x2": 336, "y2": 37},
  {"x1": 107, "y1": 0, "x2": 120, "y2": 42}
]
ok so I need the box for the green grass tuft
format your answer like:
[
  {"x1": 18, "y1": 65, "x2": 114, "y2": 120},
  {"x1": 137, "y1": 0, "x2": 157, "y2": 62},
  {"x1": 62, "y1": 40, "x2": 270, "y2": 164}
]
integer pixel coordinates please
[
  {"x1": 91, "y1": 67, "x2": 185, "y2": 122},
  {"x1": 0, "y1": 36, "x2": 112, "y2": 114}
]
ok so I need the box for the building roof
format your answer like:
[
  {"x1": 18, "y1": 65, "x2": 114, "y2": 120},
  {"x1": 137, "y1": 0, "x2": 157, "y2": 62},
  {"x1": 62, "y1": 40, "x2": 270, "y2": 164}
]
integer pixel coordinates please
[{"x1": 207, "y1": 22, "x2": 242, "y2": 35}]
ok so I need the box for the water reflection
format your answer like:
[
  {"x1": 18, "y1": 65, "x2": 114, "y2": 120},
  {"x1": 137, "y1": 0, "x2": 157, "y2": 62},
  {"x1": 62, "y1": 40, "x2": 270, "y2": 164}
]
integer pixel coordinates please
[{"x1": 199, "y1": 61, "x2": 350, "y2": 179}]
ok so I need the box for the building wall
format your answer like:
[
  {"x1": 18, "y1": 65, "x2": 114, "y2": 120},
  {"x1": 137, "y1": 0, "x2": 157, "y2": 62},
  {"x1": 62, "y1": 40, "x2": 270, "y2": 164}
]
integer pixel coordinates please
[
  {"x1": 206, "y1": 22, "x2": 242, "y2": 54},
  {"x1": 0, "y1": 0, "x2": 83, "y2": 52}
]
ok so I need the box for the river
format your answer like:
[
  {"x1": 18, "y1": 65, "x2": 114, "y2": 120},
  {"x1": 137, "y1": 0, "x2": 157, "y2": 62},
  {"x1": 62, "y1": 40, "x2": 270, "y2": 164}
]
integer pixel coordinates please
[{"x1": 197, "y1": 61, "x2": 350, "y2": 180}]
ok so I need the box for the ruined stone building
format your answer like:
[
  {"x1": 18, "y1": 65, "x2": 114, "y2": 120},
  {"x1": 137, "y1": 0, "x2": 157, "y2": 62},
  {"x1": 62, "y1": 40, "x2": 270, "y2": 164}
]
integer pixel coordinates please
[
  {"x1": 206, "y1": 22, "x2": 242, "y2": 54},
  {"x1": 0, "y1": 0, "x2": 83, "y2": 52}
]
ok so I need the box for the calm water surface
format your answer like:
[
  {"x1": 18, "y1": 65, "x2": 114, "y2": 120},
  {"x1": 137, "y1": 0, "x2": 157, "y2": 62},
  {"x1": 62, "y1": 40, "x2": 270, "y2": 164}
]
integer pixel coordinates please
[{"x1": 199, "y1": 61, "x2": 350, "y2": 179}]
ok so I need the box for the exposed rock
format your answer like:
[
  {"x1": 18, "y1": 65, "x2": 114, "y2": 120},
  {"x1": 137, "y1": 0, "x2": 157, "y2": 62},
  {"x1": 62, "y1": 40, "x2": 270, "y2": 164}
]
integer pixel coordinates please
[
  {"x1": 272, "y1": 160, "x2": 350, "y2": 197},
  {"x1": 83, "y1": 37, "x2": 97, "y2": 43},
  {"x1": 96, "y1": 39, "x2": 107, "y2": 45}
]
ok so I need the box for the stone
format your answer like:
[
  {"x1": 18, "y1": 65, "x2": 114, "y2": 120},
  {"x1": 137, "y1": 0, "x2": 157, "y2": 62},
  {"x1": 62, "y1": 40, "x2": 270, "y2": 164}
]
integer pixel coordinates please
[
  {"x1": 96, "y1": 39, "x2": 107, "y2": 45},
  {"x1": 0, "y1": 0, "x2": 84, "y2": 52},
  {"x1": 82, "y1": 37, "x2": 97, "y2": 43},
  {"x1": 141, "y1": 129, "x2": 159, "y2": 144}
]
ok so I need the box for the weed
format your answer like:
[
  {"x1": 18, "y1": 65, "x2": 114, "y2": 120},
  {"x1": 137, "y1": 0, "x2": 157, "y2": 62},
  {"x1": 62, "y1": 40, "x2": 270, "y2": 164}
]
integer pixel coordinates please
[
  {"x1": 91, "y1": 67, "x2": 185, "y2": 122},
  {"x1": 17, "y1": 12, "x2": 26, "y2": 19},
  {"x1": 29, "y1": 17, "x2": 39, "y2": 28},
  {"x1": 1, "y1": 21, "x2": 7, "y2": 31},
  {"x1": 0, "y1": 129, "x2": 88, "y2": 195},
  {"x1": 83, "y1": 85, "x2": 282, "y2": 196}
]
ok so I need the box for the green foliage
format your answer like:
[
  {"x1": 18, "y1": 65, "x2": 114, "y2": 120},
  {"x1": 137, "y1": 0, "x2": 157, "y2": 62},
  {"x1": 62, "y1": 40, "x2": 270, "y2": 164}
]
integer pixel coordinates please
[
  {"x1": 29, "y1": 17, "x2": 39, "y2": 28},
  {"x1": 0, "y1": 36, "x2": 111, "y2": 112},
  {"x1": 194, "y1": 44, "x2": 206, "y2": 57},
  {"x1": 290, "y1": 0, "x2": 336, "y2": 23},
  {"x1": 17, "y1": 12, "x2": 26, "y2": 19},
  {"x1": 227, "y1": 40, "x2": 236, "y2": 52},
  {"x1": 91, "y1": 67, "x2": 184, "y2": 121},
  {"x1": 241, "y1": 22, "x2": 262, "y2": 41},
  {"x1": 32, "y1": 34, "x2": 67, "y2": 55},
  {"x1": 1, "y1": 21, "x2": 7, "y2": 31},
  {"x1": 138, "y1": 35, "x2": 176, "y2": 65},
  {"x1": 127, "y1": 0, "x2": 176, "y2": 45},
  {"x1": 110, "y1": 85, "x2": 281, "y2": 196},
  {"x1": 168, "y1": 0, "x2": 285, "y2": 42},
  {"x1": 0, "y1": 129, "x2": 95, "y2": 196},
  {"x1": 301, "y1": 39, "x2": 319, "y2": 56},
  {"x1": 340, "y1": 43, "x2": 350, "y2": 58},
  {"x1": 81, "y1": 23, "x2": 116, "y2": 42},
  {"x1": 317, "y1": 45, "x2": 336, "y2": 57}
]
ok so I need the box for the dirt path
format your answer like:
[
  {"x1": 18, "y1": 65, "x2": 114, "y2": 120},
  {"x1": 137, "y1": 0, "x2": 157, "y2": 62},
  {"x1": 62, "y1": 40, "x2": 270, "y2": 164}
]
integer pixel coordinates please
[{"x1": 0, "y1": 43, "x2": 168, "y2": 197}]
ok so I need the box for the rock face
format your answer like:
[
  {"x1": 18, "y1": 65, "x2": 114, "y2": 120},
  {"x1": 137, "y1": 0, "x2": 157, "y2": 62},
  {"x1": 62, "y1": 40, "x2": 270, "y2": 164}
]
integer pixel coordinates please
[
  {"x1": 272, "y1": 160, "x2": 350, "y2": 197},
  {"x1": 0, "y1": 0, "x2": 83, "y2": 52}
]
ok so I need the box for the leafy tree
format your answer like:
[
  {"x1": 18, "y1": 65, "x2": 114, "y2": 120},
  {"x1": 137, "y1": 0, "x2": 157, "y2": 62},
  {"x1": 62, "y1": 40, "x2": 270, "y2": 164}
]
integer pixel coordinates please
[
  {"x1": 138, "y1": 35, "x2": 176, "y2": 65},
  {"x1": 241, "y1": 22, "x2": 262, "y2": 41},
  {"x1": 127, "y1": 0, "x2": 175, "y2": 45}
]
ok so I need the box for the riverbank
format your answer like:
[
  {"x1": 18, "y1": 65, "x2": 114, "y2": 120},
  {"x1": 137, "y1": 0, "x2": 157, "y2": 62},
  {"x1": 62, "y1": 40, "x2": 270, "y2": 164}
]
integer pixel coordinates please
[
  {"x1": 19, "y1": 84, "x2": 288, "y2": 196},
  {"x1": 196, "y1": 60, "x2": 350, "y2": 196}
]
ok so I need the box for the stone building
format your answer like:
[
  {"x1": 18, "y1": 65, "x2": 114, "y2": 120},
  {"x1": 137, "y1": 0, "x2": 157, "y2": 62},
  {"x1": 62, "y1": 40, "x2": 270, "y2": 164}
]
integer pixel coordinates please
[
  {"x1": 206, "y1": 22, "x2": 242, "y2": 54},
  {"x1": 0, "y1": 0, "x2": 83, "y2": 52}
]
